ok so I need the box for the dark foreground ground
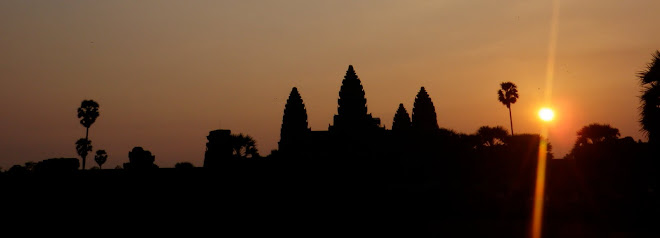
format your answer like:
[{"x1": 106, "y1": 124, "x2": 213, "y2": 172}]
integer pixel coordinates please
[{"x1": 3, "y1": 166, "x2": 659, "y2": 238}]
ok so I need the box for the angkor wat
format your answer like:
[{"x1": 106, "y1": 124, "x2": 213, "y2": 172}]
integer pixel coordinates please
[{"x1": 204, "y1": 65, "x2": 461, "y2": 180}]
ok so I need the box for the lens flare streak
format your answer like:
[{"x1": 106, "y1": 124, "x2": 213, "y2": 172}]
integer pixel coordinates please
[{"x1": 532, "y1": 0, "x2": 560, "y2": 238}]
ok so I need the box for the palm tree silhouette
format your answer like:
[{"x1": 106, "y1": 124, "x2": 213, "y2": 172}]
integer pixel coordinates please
[
  {"x1": 94, "y1": 150, "x2": 107, "y2": 170},
  {"x1": 574, "y1": 123, "x2": 620, "y2": 147},
  {"x1": 498, "y1": 82, "x2": 519, "y2": 135},
  {"x1": 639, "y1": 50, "x2": 660, "y2": 145},
  {"x1": 77, "y1": 100, "x2": 99, "y2": 169},
  {"x1": 476, "y1": 126, "x2": 509, "y2": 147},
  {"x1": 76, "y1": 138, "x2": 92, "y2": 169},
  {"x1": 230, "y1": 133, "x2": 259, "y2": 159},
  {"x1": 569, "y1": 123, "x2": 620, "y2": 158}
]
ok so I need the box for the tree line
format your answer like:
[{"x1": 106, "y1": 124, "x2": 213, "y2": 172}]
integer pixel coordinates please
[{"x1": 1, "y1": 50, "x2": 658, "y2": 176}]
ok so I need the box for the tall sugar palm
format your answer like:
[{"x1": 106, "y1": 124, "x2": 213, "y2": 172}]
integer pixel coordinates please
[
  {"x1": 77, "y1": 100, "x2": 99, "y2": 169},
  {"x1": 498, "y1": 82, "x2": 519, "y2": 135},
  {"x1": 77, "y1": 100, "x2": 99, "y2": 140}
]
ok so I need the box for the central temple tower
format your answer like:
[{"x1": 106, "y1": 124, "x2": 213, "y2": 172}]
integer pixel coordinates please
[{"x1": 330, "y1": 65, "x2": 381, "y2": 134}]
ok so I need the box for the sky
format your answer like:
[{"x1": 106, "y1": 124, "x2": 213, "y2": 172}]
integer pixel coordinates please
[{"x1": 1, "y1": 0, "x2": 659, "y2": 169}]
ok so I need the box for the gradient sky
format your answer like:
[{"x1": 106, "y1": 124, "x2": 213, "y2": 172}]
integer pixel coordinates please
[{"x1": 1, "y1": 0, "x2": 659, "y2": 169}]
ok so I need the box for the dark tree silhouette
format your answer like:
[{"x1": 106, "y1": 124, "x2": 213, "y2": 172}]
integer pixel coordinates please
[
  {"x1": 124, "y1": 147, "x2": 157, "y2": 170},
  {"x1": 568, "y1": 124, "x2": 621, "y2": 159},
  {"x1": 392, "y1": 103, "x2": 411, "y2": 133},
  {"x1": 24, "y1": 161, "x2": 36, "y2": 172},
  {"x1": 175, "y1": 162, "x2": 194, "y2": 169},
  {"x1": 411, "y1": 87, "x2": 439, "y2": 132},
  {"x1": 476, "y1": 126, "x2": 509, "y2": 147},
  {"x1": 77, "y1": 99, "x2": 99, "y2": 170},
  {"x1": 94, "y1": 150, "x2": 107, "y2": 169},
  {"x1": 6, "y1": 164, "x2": 28, "y2": 176},
  {"x1": 33, "y1": 158, "x2": 79, "y2": 174},
  {"x1": 231, "y1": 133, "x2": 259, "y2": 159},
  {"x1": 573, "y1": 123, "x2": 620, "y2": 147},
  {"x1": 75, "y1": 138, "x2": 92, "y2": 168},
  {"x1": 331, "y1": 65, "x2": 380, "y2": 132},
  {"x1": 639, "y1": 50, "x2": 660, "y2": 145},
  {"x1": 279, "y1": 87, "x2": 310, "y2": 153},
  {"x1": 498, "y1": 82, "x2": 518, "y2": 135}
]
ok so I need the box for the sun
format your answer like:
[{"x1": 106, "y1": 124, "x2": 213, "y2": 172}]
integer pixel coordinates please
[{"x1": 538, "y1": 108, "x2": 555, "y2": 122}]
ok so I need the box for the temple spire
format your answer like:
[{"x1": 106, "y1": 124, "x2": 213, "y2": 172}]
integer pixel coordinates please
[
  {"x1": 392, "y1": 103, "x2": 411, "y2": 132},
  {"x1": 412, "y1": 87, "x2": 439, "y2": 131},
  {"x1": 279, "y1": 87, "x2": 310, "y2": 152},
  {"x1": 337, "y1": 65, "x2": 368, "y2": 118},
  {"x1": 331, "y1": 65, "x2": 381, "y2": 132}
]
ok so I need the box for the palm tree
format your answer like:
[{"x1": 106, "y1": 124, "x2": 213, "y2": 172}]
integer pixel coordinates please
[
  {"x1": 230, "y1": 133, "x2": 259, "y2": 159},
  {"x1": 569, "y1": 123, "x2": 621, "y2": 159},
  {"x1": 574, "y1": 123, "x2": 620, "y2": 147},
  {"x1": 77, "y1": 100, "x2": 99, "y2": 169},
  {"x1": 75, "y1": 138, "x2": 92, "y2": 169},
  {"x1": 639, "y1": 50, "x2": 660, "y2": 145},
  {"x1": 498, "y1": 82, "x2": 519, "y2": 135},
  {"x1": 476, "y1": 126, "x2": 509, "y2": 147},
  {"x1": 94, "y1": 150, "x2": 107, "y2": 170},
  {"x1": 77, "y1": 100, "x2": 100, "y2": 139}
]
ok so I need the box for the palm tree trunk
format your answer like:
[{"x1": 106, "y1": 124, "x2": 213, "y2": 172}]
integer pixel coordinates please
[
  {"x1": 83, "y1": 127, "x2": 89, "y2": 170},
  {"x1": 508, "y1": 107, "x2": 514, "y2": 135}
]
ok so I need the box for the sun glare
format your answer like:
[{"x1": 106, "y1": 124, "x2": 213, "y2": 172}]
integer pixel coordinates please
[{"x1": 539, "y1": 108, "x2": 555, "y2": 122}]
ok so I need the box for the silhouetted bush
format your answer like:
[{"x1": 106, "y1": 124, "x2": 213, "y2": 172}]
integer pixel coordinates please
[
  {"x1": 33, "y1": 158, "x2": 79, "y2": 174},
  {"x1": 175, "y1": 162, "x2": 194, "y2": 169},
  {"x1": 6, "y1": 164, "x2": 28, "y2": 176},
  {"x1": 123, "y1": 147, "x2": 158, "y2": 170}
]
